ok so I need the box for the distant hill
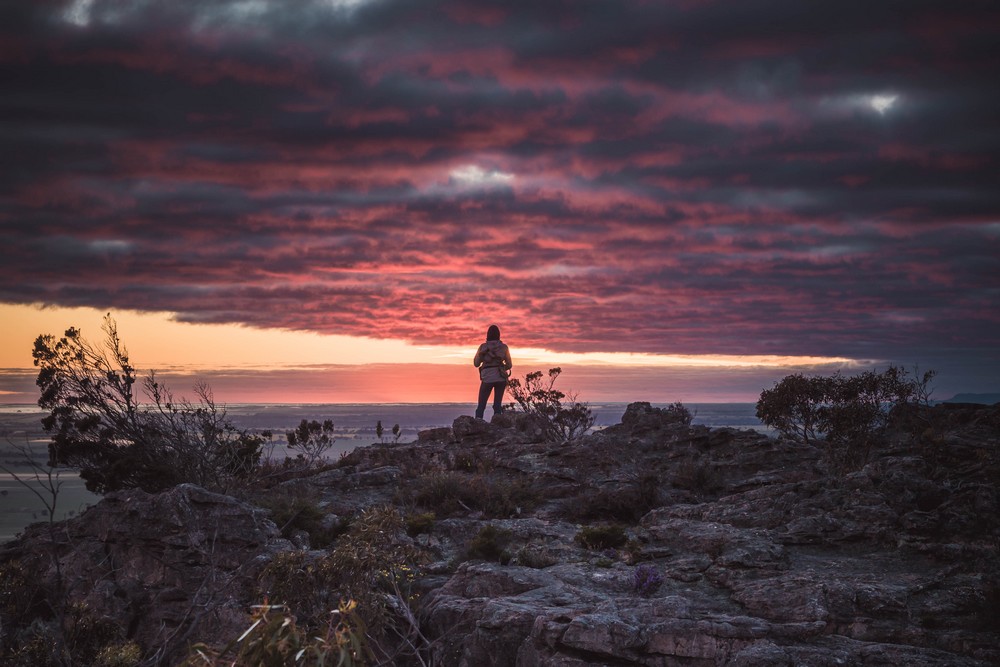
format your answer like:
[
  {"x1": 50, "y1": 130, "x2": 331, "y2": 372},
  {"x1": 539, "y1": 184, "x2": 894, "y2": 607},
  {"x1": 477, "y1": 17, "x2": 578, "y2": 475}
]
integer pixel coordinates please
[{"x1": 942, "y1": 393, "x2": 1000, "y2": 405}]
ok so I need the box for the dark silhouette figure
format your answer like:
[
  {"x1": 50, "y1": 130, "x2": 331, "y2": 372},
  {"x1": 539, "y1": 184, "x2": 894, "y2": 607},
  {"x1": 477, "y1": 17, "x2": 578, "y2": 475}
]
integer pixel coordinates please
[{"x1": 474, "y1": 324, "x2": 513, "y2": 420}]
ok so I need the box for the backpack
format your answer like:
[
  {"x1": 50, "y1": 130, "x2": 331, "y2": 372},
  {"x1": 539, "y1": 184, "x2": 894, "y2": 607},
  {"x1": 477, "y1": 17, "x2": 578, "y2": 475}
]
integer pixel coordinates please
[{"x1": 479, "y1": 342, "x2": 510, "y2": 382}]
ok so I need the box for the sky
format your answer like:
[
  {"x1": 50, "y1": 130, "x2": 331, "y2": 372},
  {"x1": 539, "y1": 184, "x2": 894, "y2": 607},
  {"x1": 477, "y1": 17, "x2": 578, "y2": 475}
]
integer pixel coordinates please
[{"x1": 1, "y1": 1, "x2": 998, "y2": 404}]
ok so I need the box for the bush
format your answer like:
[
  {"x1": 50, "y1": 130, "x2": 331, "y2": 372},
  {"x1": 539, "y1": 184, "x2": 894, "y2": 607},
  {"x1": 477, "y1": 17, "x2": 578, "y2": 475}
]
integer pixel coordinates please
[
  {"x1": 410, "y1": 472, "x2": 472, "y2": 515},
  {"x1": 254, "y1": 491, "x2": 349, "y2": 548},
  {"x1": 756, "y1": 366, "x2": 936, "y2": 470},
  {"x1": 565, "y1": 474, "x2": 662, "y2": 523},
  {"x1": 662, "y1": 401, "x2": 694, "y2": 426},
  {"x1": 258, "y1": 505, "x2": 425, "y2": 637},
  {"x1": 32, "y1": 315, "x2": 265, "y2": 494},
  {"x1": 755, "y1": 373, "x2": 835, "y2": 444},
  {"x1": 466, "y1": 525, "x2": 513, "y2": 563},
  {"x1": 575, "y1": 524, "x2": 628, "y2": 550},
  {"x1": 181, "y1": 601, "x2": 370, "y2": 667},
  {"x1": 410, "y1": 472, "x2": 539, "y2": 518},
  {"x1": 405, "y1": 512, "x2": 435, "y2": 537},
  {"x1": 286, "y1": 419, "x2": 337, "y2": 464},
  {"x1": 506, "y1": 367, "x2": 595, "y2": 442},
  {"x1": 0, "y1": 587, "x2": 136, "y2": 667}
]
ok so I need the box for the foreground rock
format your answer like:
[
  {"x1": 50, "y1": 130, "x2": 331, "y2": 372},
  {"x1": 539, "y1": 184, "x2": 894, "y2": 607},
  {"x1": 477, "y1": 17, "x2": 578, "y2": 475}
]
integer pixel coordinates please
[
  {"x1": 2, "y1": 403, "x2": 997, "y2": 665},
  {"x1": 0, "y1": 484, "x2": 289, "y2": 664}
]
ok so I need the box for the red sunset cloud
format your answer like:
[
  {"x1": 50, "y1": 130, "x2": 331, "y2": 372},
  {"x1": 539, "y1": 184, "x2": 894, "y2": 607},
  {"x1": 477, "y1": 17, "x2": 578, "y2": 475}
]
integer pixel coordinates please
[{"x1": 0, "y1": 0, "x2": 998, "y2": 391}]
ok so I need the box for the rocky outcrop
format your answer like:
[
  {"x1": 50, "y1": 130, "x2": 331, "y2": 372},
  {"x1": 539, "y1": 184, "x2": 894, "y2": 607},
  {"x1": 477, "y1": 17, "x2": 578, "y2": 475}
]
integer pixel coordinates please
[
  {"x1": 2, "y1": 403, "x2": 997, "y2": 665},
  {"x1": 0, "y1": 484, "x2": 289, "y2": 664}
]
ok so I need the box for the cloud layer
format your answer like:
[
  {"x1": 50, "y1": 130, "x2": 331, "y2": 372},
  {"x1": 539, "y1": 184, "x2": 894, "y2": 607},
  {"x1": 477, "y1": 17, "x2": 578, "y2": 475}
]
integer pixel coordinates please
[{"x1": 2, "y1": 1, "x2": 998, "y2": 369}]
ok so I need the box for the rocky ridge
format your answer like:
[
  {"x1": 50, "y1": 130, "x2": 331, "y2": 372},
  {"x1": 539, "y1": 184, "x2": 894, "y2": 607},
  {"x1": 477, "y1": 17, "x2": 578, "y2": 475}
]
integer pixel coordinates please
[{"x1": 1, "y1": 402, "x2": 997, "y2": 665}]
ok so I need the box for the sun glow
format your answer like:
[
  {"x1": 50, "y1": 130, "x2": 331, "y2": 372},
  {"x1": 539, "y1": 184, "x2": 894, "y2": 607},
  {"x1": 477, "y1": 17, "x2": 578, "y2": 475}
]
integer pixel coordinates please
[
  {"x1": 0, "y1": 303, "x2": 459, "y2": 371},
  {"x1": 869, "y1": 94, "x2": 898, "y2": 115},
  {"x1": 1, "y1": 303, "x2": 857, "y2": 373},
  {"x1": 450, "y1": 165, "x2": 515, "y2": 186}
]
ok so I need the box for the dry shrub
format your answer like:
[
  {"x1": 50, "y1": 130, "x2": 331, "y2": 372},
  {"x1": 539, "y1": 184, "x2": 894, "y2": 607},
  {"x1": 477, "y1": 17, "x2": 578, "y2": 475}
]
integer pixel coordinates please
[
  {"x1": 409, "y1": 472, "x2": 540, "y2": 518},
  {"x1": 575, "y1": 524, "x2": 628, "y2": 551},
  {"x1": 564, "y1": 473, "x2": 662, "y2": 523}
]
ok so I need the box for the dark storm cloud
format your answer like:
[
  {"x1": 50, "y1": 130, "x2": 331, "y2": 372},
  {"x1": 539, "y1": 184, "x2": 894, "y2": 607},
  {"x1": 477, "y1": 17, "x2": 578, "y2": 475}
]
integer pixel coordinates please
[{"x1": 1, "y1": 0, "x2": 998, "y2": 372}]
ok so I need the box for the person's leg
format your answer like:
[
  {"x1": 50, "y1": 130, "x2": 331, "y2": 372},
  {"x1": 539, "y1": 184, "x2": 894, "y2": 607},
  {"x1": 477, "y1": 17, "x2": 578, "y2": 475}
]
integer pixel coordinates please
[
  {"x1": 476, "y1": 382, "x2": 491, "y2": 419},
  {"x1": 492, "y1": 381, "x2": 506, "y2": 415}
]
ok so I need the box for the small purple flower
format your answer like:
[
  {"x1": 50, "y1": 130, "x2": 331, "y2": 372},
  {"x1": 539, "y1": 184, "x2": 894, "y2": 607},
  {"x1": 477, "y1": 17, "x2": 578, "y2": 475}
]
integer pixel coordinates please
[{"x1": 632, "y1": 564, "x2": 663, "y2": 597}]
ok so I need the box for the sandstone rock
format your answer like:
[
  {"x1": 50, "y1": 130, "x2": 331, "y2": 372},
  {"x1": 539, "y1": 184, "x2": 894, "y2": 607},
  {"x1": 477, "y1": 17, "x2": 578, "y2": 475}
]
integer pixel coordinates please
[
  {"x1": 3, "y1": 403, "x2": 997, "y2": 666},
  {"x1": 453, "y1": 414, "x2": 504, "y2": 445},
  {"x1": 619, "y1": 401, "x2": 691, "y2": 432},
  {"x1": 418, "y1": 426, "x2": 453, "y2": 442},
  {"x1": 0, "y1": 484, "x2": 287, "y2": 664}
]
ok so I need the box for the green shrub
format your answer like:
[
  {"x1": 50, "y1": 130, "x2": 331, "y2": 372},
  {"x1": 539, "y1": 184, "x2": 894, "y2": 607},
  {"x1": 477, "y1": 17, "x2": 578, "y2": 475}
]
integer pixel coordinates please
[
  {"x1": 477, "y1": 477, "x2": 540, "y2": 517},
  {"x1": 0, "y1": 592, "x2": 135, "y2": 667},
  {"x1": 254, "y1": 491, "x2": 349, "y2": 548},
  {"x1": 756, "y1": 366, "x2": 936, "y2": 470},
  {"x1": 411, "y1": 472, "x2": 472, "y2": 515},
  {"x1": 406, "y1": 512, "x2": 436, "y2": 537},
  {"x1": 506, "y1": 368, "x2": 595, "y2": 442},
  {"x1": 566, "y1": 474, "x2": 662, "y2": 522},
  {"x1": 755, "y1": 374, "x2": 832, "y2": 444},
  {"x1": 4, "y1": 624, "x2": 60, "y2": 667},
  {"x1": 466, "y1": 525, "x2": 513, "y2": 563},
  {"x1": 0, "y1": 559, "x2": 45, "y2": 621},
  {"x1": 575, "y1": 524, "x2": 628, "y2": 550},
  {"x1": 622, "y1": 538, "x2": 649, "y2": 565},
  {"x1": 411, "y1": 472, "x2": 539, "y2": 518},
  {"x1": 1, "y1": 561, "x2": 140, "y2": 667}
]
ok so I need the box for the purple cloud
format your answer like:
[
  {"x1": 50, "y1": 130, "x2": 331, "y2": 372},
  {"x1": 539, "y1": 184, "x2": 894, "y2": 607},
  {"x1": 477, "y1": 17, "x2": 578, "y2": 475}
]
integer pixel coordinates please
[{"x1": 0, "y1": 1, "x2": 998, "y2": 386}]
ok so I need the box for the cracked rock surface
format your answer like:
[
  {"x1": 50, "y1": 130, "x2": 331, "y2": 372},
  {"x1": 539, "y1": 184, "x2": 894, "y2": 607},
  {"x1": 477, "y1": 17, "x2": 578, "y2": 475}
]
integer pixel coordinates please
[{"x1": 3, "y1": 402, "x2": 997, "y2": 665}]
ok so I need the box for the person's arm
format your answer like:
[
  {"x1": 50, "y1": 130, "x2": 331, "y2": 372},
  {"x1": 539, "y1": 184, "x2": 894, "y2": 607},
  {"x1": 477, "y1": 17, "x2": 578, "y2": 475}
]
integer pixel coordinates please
[
  {"x1": 474, "y1": 344, "x2": 484, "y2": 367},
  {"x1": 503, "y1": 345, "x2": 513, "y2": 371}
]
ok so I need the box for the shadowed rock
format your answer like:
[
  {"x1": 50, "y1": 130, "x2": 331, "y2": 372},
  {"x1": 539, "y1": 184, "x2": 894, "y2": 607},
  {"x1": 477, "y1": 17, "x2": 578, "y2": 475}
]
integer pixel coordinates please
[{"x1": 2, "y1": 402, "x2": 997, "y2": 665}]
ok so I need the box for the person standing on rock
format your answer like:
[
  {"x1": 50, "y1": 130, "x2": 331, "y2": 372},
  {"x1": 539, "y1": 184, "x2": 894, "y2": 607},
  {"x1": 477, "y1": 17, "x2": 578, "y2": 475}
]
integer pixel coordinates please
[{"x1": 474, "y1": 324, "x2": 513, "y2": 420}]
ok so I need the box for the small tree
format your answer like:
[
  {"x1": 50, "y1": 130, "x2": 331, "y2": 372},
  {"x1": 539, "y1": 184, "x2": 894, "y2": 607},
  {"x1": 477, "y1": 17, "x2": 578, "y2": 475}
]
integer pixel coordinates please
[
  {"x1": 822, "y1": 366, "x2": 935, "y2": 468},
  {"x1": 286, "y1": 419, "x2": 337, "y2": 464},
  {"x1": 663, "y1": 401, "x2": 695, "y2": 426},
  {"x1": 506, "y1": 367, "x2": 595, "y2": 442},
  {"x1": 32, "y1": 314, "x2": 265, "y2": 494},
  {"x1": 756, "y1": 366, "x2": 936, "y2": 471},
  {"x1": 755, "y1": 373, "x2": 834, "y2": 444}
]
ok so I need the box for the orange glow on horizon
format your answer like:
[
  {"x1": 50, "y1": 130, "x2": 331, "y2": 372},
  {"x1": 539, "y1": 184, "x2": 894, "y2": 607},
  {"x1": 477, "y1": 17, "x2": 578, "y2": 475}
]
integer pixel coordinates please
[
  {"x1": 2, "y1": 303, "x2": 865, "y2": 372},
  {"x1": 0, "y1": 303, "x2": 874, "y2": 404}
]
